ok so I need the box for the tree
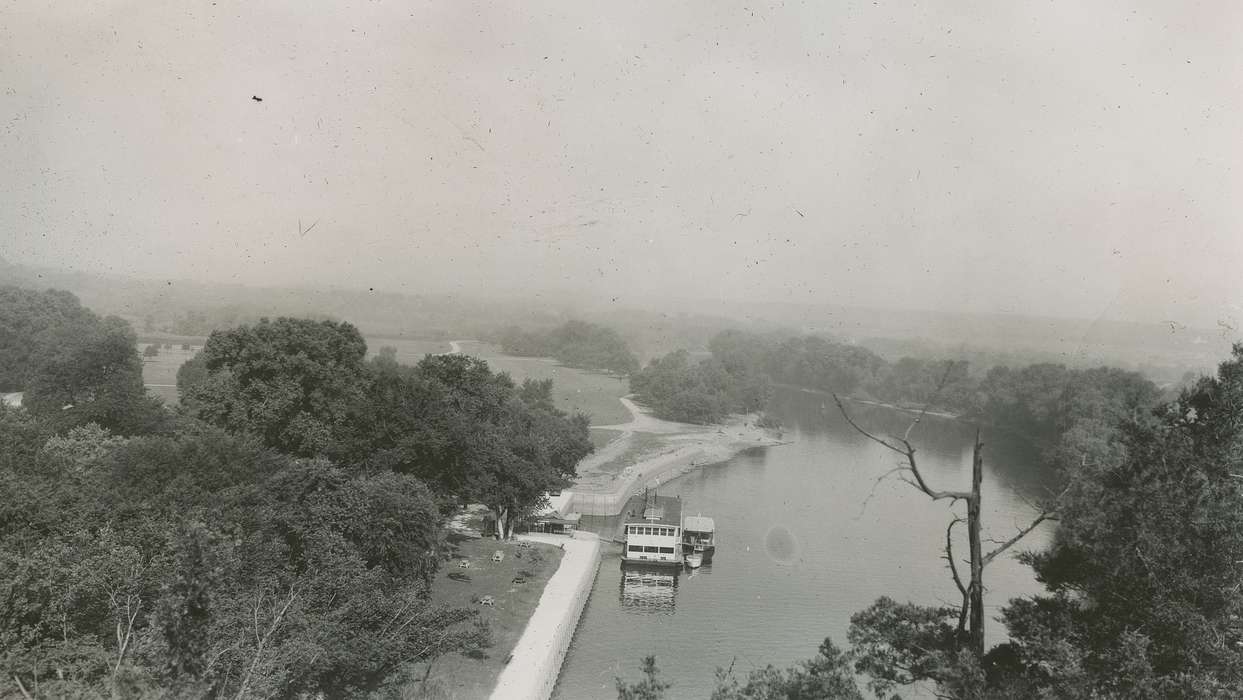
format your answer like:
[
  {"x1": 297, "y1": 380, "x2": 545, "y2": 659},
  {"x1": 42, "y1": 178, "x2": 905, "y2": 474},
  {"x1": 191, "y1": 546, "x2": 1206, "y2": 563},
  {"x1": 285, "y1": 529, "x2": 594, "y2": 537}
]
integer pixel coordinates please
[
  {"x1": 181, "y1": 317, "x2": 368, "y2": 457},
  {"x1": 500, "y1": 320, "x2": 640, "y2": 375},
  {"x1": 831, "y1": 382, "x2": 1058, "y2": 691},
  {"x1": 25, "y1": 314, "x2": 166, "y2": 435},
  {"x1": 617, "y1": 656, "x2": 673, "y2": 700},
  {"x1": 711, "y1": 639, "x2": 863, "y2": 700},
  {"x1": 997, "y1": 344, "x2": 1243, "y2": 698},
  {"x1": 0, "y1": 286, "x2": 99, "y2": 392}
]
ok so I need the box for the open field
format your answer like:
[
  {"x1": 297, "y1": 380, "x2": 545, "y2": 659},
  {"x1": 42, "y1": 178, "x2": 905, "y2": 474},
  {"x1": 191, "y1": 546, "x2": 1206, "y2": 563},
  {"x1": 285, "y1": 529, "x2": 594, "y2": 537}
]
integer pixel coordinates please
[
  {"x1": 458, "y1": 341, "x2": 631, "y2": 425},
  {"x1": 365, "y1": 337, "x2": 453, "y2": 363},
  {"x1": 138, "y1": 337, "x2": 630, "y2": 426},
  {"x1": 140, "y1": 343, "x2": 203, "y2": 404},
  {"x1": 589, "y1": 431, "x2": 665, "y2": 475},
  {"x1": 588, "y1": 427, "x2": 624, "y2": 450},
  {"x1": 418, "y1": 535, "x2": 564, "y2": 699}
]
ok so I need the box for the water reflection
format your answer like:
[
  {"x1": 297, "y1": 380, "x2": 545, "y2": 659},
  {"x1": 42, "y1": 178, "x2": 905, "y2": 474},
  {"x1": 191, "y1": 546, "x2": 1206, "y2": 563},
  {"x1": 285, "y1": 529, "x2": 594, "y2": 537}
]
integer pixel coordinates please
[
  {"x1": 619, "y1": 563, "x2": 679, "y2": 614},
  {"x1": 556, "y1": 387, "x2": 1053, "y2": 699}
]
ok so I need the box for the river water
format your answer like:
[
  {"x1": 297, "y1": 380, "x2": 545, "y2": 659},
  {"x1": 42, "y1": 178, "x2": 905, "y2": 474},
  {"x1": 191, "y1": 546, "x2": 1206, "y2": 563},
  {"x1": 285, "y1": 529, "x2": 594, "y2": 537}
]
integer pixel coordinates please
[{"x1": 552, "y1": 387, "x2": 1058, "y2": 699}]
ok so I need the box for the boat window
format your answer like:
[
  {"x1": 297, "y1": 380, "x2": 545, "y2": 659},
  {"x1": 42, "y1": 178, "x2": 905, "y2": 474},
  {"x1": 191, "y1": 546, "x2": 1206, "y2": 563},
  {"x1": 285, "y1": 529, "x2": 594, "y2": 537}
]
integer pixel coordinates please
[
  {"x1": 645, "y1": 527, "x2": 653, "y2": 535},
  {"x1": 628, "y1": 545, "x2": 642, "y2": 552},
  {"x1": 643, "y1": 546, "x2": 659, "y2": 553},
  {"x1": 659, "y1": 547, "x2": 675, "y2": 554}
]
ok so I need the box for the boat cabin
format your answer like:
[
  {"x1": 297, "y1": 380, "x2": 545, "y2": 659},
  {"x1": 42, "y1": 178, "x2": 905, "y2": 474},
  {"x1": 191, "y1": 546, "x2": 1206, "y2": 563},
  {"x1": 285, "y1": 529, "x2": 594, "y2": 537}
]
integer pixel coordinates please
[
  {"x1": 681, "y1": 514, "x2": 716, "y2": 553},
  {"x1": 622, "y1": 491, "x2": 682, "y2": 566}
]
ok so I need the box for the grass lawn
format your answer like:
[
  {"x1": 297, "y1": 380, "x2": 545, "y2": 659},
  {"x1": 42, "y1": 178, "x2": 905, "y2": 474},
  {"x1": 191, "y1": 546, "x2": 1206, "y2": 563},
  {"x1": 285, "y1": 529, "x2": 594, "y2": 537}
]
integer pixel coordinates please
[
  {"x1": 140, "y1": 343, "x2": 205, "y2": 405},
  {"x1": 415, "y1": 535, "x2": 565, "y2": 699},
  {"x1": 591, "y1": 432, "x2": 667, "y2": 475},
  {"x1": 366, "y1": 337, "x2": 453, "y2": 364},
  {"x1": 457, "y1": 342, "x2": 631, "y2": 425},
  {"x1": 589, "y1": 427, "x2": 624, "y2": 450},
  {"x1": 139, "y1": 337, "x2": 630, "y2": 427}
]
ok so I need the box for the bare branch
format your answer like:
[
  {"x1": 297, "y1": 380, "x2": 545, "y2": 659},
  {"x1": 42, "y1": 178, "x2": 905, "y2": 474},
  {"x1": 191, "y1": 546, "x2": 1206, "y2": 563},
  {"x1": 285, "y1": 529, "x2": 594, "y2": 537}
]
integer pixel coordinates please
[
  {"x1": 12, "y1": 676, "x2": 32, "y2": 700},
  {"x1": 832, "y1": 394, "x2": 907, "y2": 454},
  {"x1": 944, "y1": 517, "x2": 968, "y2": 599},
  {"x1": 944, "y1": 517, "x2": 970, "y2": 634},
  {"x1": 833, "y1": 394, "x2": 972, "y2": 502},
  {"x1": 236, "y1": 585, "x2": 299, "y2": 700},
  {"x1": 902, "y1": 360, "x2": 957, "y2": 442},
  {"x1": 855, "y1": 466, "x2": 907, "y2": 518},
  {"x1": 982, "y1": 513, "x2": 1054, "y2": 567}
]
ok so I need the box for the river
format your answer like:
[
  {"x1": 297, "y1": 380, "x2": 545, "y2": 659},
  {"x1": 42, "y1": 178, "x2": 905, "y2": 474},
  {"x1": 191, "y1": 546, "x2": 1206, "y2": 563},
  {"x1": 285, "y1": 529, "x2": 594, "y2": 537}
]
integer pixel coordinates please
[{"x1": 552, "y1": 386, "x2": 1058, "y2": 699}]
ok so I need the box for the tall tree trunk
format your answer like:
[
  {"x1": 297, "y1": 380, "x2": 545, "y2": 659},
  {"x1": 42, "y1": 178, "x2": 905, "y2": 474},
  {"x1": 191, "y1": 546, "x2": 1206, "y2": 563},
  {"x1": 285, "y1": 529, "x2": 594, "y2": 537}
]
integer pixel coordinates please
[{"x1": 967, "y1": 433, "x2": 985, "y2": 657}]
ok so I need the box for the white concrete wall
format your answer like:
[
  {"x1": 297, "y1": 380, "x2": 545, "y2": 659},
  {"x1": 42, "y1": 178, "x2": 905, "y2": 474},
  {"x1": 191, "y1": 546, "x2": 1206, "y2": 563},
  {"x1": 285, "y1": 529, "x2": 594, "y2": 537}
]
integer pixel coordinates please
[
  {"x1": 566, "y1": 446, "x2": 706, "y2": 516},
  {"x1": 490, "y1": 531, "x2": 602, "y2": 700}
]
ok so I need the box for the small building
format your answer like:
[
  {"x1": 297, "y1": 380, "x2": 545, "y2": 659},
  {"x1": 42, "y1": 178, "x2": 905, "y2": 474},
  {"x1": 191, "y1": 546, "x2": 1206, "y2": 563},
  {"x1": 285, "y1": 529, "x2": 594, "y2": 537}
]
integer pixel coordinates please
[
  {"x1": 524, "y1": 491, "x2": 582, "y2": 535},
  {"x1": 1, "y1": 392, "x2": 23, "y2": 408},
  {"x1": 621, "y1": 490, "x2": 682, "y2": 567}
]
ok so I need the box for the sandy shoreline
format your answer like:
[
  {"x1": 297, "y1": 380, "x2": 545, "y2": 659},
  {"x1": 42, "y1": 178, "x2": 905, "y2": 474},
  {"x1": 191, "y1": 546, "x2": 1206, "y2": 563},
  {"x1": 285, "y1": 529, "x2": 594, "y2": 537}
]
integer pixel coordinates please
[
  {"x1": 774, "y1": 383, "x2": 963, "y2": 421},
  {"x1": 565, "y1": 395, "x2": 788, "y2": 516}
]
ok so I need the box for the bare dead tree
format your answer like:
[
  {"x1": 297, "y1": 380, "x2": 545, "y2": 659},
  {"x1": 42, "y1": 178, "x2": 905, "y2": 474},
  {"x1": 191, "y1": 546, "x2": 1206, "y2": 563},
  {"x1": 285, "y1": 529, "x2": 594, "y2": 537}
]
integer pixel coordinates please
[{"x1": 833, "y1": 378, "x2": 1059, "y2": 657}]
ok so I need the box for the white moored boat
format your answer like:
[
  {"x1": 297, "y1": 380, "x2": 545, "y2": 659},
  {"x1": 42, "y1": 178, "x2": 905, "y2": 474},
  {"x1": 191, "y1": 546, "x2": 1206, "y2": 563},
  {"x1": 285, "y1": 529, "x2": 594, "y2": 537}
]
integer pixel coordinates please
[{"x1": 681, "y1": 513, "x2": 716, "y2": 565}]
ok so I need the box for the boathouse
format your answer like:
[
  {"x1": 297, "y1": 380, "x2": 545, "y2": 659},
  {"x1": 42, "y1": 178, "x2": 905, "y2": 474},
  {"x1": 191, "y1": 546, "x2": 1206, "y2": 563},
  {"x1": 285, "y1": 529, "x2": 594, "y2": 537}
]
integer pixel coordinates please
[{"x1": 621, "y1": 490, "x2": 682, "y2": 566}]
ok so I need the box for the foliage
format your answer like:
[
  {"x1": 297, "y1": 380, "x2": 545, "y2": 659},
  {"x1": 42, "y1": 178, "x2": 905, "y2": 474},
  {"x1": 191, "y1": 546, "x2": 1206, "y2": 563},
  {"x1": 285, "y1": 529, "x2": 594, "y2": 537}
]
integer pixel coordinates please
[
  {"x1": 0, "y1": 286, "x2": 99, "y2": 391},
  {"x1": 616, "y1": 655, "x2": 673, "y2": 700},
  {"x1": 995, "y1": 344, "x2": 1243, "y2": 698},
  {"x1": 0, "y1": 421, "x2": 486, "y2": 698},
  {"x1": 2, "y1": 296, "x2": 598, "y2": 696},
  {"x1": 499, "y1": 320, "x2": 639, "y2": 375},
  {"x1": 711, "y1": 639, "x2": 864, "y2": 700},
  {"x1": 0, "y1": 287, "x2": 168, "y2": 435},
  {"x1": 180, "y1": 317, "x2": 369, "y2": 457},
  {"x1": 630, "y1": 349, "x2": 770, "y2": 424}
]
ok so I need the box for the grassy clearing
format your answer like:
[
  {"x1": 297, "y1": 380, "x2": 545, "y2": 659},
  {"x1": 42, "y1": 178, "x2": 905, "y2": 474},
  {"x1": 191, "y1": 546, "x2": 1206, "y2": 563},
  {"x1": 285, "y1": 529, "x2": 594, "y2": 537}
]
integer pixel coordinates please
[
  {"x1": 138, "y1": 337, "x2": 631, "y2": 426},
  {"x1": 366, "y1": 337, "x2": 452, "y2": 364},
  {"x1": 459, "y1": 342, "x2": 631, "y2": 425},
  {"x1": 589, "y1": 427, "x2": 624, "y2": 450},
  {"x1": 591, "y1": 432, "x2": 667, "y2": 475},
  {"x1": 415, "y1": 535, "x2": 565, "y2": 699},
  {"x1": 140, "y1": 343, "x2": 204, "y2": 405}
]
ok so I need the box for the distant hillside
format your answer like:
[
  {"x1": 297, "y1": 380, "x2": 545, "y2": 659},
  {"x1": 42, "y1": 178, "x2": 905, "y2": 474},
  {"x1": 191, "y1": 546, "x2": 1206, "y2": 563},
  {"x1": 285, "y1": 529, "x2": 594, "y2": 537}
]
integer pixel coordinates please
[
  {"x1": 1, "y1": 257, "x2": 1230, "y2": 384},
  {"x1": 0, "y1": 257, "x2": 563, "y2": 340}
]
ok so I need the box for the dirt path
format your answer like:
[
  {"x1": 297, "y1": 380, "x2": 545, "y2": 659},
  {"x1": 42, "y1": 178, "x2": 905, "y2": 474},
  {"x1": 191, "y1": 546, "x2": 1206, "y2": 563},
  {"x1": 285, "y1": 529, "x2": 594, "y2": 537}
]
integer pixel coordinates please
[{"x1": 591, "y1": 395, "x2": 701, "y2": 434}]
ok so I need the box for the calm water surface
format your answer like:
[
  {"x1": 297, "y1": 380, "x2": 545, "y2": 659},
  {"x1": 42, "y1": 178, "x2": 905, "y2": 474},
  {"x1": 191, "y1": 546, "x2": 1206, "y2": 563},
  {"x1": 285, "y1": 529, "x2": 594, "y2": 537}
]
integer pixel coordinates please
[{"x1": 553, "y1": 387, "x2": 1057, "y2": 699}]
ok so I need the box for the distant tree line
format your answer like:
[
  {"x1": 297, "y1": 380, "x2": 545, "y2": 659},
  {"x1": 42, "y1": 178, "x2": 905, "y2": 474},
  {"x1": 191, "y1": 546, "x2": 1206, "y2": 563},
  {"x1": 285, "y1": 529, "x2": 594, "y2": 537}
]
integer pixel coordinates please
[
  {"x1": 632, "y1": 330, "x2": 1159, "y2": 468},
  {"x1": 498, "y1": 320, "x2": 639, "y2": 375},
  {"x1": 0, "y1": 288, "x2": 592, "y2": 697},
  {"x1": 620, "y1": 344, "x2": 1243, "y2": 699}
]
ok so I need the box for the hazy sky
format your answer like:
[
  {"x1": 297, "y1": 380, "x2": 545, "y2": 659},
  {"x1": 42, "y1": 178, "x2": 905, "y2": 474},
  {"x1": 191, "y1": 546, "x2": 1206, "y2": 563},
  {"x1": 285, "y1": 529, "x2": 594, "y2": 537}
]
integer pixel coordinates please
[{"x1": 3, "y1": 1, "x2": 1241, "y2": 327}]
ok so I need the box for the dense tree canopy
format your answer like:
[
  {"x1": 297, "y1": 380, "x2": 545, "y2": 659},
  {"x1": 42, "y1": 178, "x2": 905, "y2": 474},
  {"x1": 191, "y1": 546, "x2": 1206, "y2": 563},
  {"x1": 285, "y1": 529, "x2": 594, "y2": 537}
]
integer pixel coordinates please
[
  {"x1": 0, "y1": 286, "x2": 98, "y2": 391},
  {"x1": 619, "y1": 344, "x2": 1243, "y2": 700},
  {"x1": 0, "y1": 286, "x2": 167, "y2": 434},
  {"x1": 180, "y1": 318, "x2": 369, "y2": 457},
  {"x1": 499, "y1": 320, "x2": 639, "y2": 375},
  {"x1": 994, "y1": 345, "x2": 1243, "y2": 698},
  {"x1": 2, "y1": 295, "x2": 594, "y2": 697}
]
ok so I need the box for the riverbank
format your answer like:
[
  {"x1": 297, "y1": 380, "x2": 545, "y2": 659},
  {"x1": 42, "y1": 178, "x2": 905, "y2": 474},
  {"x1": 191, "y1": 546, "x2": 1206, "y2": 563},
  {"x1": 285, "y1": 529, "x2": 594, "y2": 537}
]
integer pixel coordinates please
[
  {"x1": 490, "y1": 532, "x2": 602, "y2": 700},
  {"x1": 774, "y1": 383, "x2": 963, "y2": 420},
  {"x1": 417, "y1": 534, "x2": 565, "y2": 698},
  {"x1": 566, "y1": 396, "x2": 788, "y2": 517}
]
